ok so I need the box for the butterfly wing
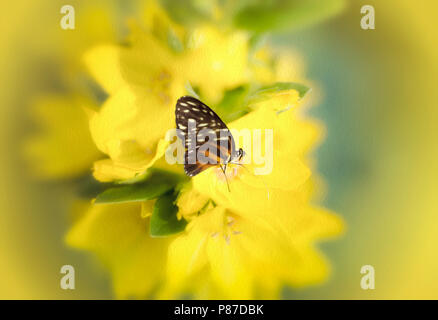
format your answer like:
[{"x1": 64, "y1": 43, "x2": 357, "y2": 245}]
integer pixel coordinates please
[{"x1": 175, "y1": 96, "x2": 235, "y2": 177}]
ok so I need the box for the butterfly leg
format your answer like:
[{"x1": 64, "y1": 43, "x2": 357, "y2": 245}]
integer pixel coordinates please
[{"x1": 220, "y1": 164, "x2": 230, "y2": 192}]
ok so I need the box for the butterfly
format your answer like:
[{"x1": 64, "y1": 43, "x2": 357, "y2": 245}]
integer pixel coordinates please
[{"x1": 175, "y1": 96, "x2": 244, "y2": 188}]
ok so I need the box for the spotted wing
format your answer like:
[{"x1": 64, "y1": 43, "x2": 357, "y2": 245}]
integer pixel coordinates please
[{"x1": 175, "y1": 96, "x2": 235, "y2": 177}]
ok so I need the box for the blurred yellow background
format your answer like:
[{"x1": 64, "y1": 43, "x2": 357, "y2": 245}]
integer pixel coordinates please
[{"x1": 0, "y1": 0, "x2": 437, "y2": 299}]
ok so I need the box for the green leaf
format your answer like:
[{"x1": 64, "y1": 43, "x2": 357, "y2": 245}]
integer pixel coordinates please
[
  {"x1": 246, "y1": 82, "x2": 311, "y2": 113},
  {"x1": 167, "y1": 29, "x2": 184, "y2": 53},
  {"x1": 233, "y1": 0, "x2": 346, "y2": 33},
  {"x1": 73, "y1": 173, "x2": 114, "y2": 199},
  {"x1": 95, "y1": 169, "x2": 183, "y2": 204},
  {"x1": 159, "y1": 0, "x2": 210, "y2": 26},
  {"x1": 211, "y1": 82, "x2": 310, "y2": 123},
  {"x1": 150, "y1": 191, "x2": 187, "y2": 237},
  {"x1": 251, "y1": 82, "x2": 310, "y2": 100},
  {"x1": 214, "y1": 85, "x2": 251, "y2": 123},
  {"x1": 248, "y1": 33, "x2": 268, "y2": 51},
  {"x1": 185, "y1": 81, "x2": 201, "y2": 99}
]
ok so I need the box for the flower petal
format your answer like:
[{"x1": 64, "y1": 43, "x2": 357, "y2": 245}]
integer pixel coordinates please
[
  {"x1": 84, "y1": 45, "x2": 125, "y2": 94},
  {"x1": 66, "y1": 202, "x2": 170, "y2": 298},
  {"x1": 181, "y1": 26, "x2": 249, "y2": 102},
  {"x1": 23, "y1": 95, "x2": 101, "y2": 179},
  {"x1": 89, "y1": 84, "x2": 175, "y2": 181},
  {"x1": 93, "y1": 139, "x2": 169, "y2": 182}
]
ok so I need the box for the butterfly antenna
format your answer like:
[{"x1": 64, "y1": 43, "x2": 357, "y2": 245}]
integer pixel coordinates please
[{"x1": 232, "y1": 163, "x2": 270, "y2": 200}]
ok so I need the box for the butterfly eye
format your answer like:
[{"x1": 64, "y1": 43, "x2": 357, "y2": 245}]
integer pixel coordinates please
[{"x1": 238, "y1": 148, "x2": 244, "y2": 160}]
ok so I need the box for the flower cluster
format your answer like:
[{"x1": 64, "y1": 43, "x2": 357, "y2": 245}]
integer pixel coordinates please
[{"x1": 26, "y1": 1, "x2": 344, "y2": 299}]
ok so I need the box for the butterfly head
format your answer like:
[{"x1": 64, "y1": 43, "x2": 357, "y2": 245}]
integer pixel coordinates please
[{"x1": 228, "y1": 148, "x2": 244, "y2": 165}]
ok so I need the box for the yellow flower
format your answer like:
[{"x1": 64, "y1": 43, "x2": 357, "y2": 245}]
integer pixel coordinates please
[
  {"x1": 23, "y1": 95, "x2": 101, "y2": 179},
  {"x1": 181, "y1": 25, "x2": 249, "y2": 102},
  {"x1": 84, "y1": 39, "x2": 184, "y2": 181},
  {"x1": 23, "y1": 1, "x2": 120, "y2": 180},
  {"x1": 84, "y1": 7, "x2": 252, "y2": 182},
  {"x1": 163, "y1": 201, "x2": 341, "y2": 299},
  {"x1": 66, "y1": 201, "x2": 170, "y2": 298},
  {"x1": 64, "y1": 90, "x2": 343, "y2": 299},
  {"x1": 63, "y1": 1, "x2": 344, "y2": 299},
  {"x1": 195, "y1": 106, "x2": 317, "y2": 194},
  {"x1": 250, "y1": 43, "x2": 307, "y2": 85},
  {"x1": 159, "y1": 97, "x2": 343, "y2": 299}
]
